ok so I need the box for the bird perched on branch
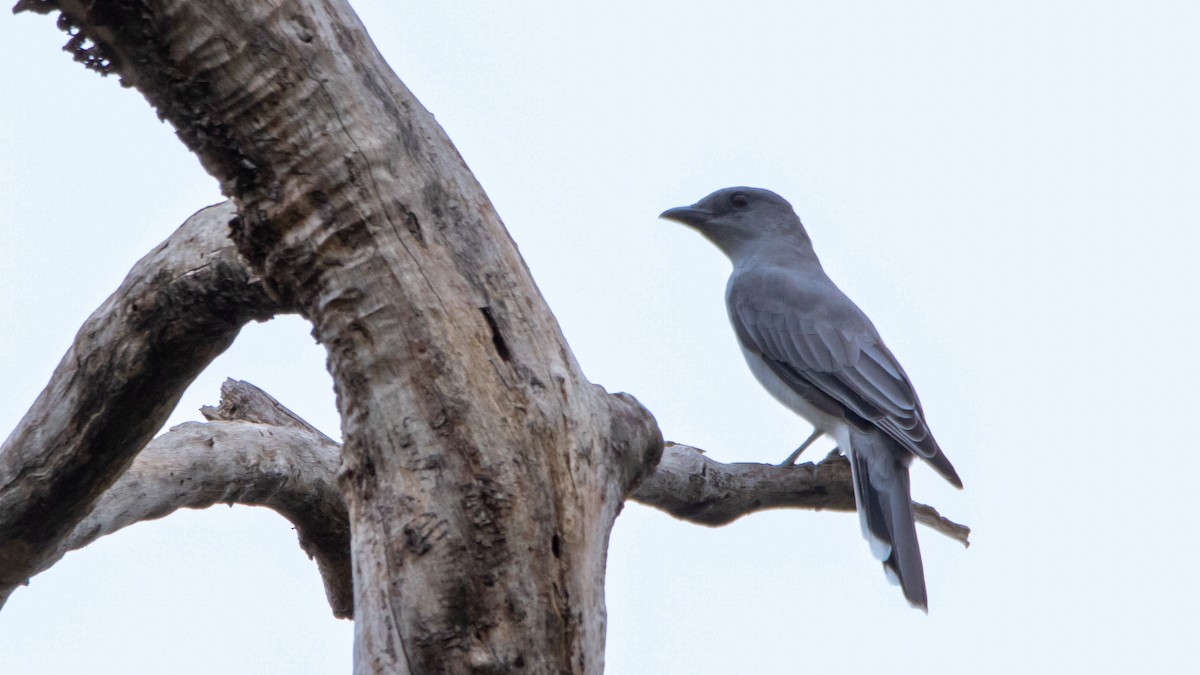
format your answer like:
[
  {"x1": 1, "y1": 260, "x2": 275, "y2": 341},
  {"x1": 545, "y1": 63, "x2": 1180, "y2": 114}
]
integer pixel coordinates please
[{"x1": 661, "y1": 187, "x2": 962, "y2": 610}]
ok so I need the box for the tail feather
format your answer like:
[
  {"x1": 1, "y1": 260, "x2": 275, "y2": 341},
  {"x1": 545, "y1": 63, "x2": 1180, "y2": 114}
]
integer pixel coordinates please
[{"x1": 846, "y1": 428, "x2": 928, "y2": 611}]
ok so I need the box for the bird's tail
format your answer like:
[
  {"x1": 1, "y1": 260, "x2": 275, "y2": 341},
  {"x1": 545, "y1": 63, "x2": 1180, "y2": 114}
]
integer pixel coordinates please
[{"x1": 843, "y1": 427, "x2": 927, "y2": 611}]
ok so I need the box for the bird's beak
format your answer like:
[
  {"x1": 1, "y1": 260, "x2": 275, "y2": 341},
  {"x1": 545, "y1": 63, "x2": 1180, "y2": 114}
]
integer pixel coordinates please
[{"x1": 659, "y1": 205, "x2": 712, "y2": 228}]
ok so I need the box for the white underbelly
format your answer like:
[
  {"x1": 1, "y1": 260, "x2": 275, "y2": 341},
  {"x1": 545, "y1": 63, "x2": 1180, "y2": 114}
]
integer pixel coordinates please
[
  {"x1": 738, "y1": 343, "x2": 846, "y2": 436},
  {"x1": 740, "y1": 344, "x2": 888, "y2": 557}
]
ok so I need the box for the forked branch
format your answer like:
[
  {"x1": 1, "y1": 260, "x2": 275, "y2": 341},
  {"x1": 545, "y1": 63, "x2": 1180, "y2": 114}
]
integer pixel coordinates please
[
  {"x1": 20, "y1": 380, "x2": 966, "y2": 620},
  {"x1": 0, "y1": 203, "x2": 285, "y2": 608}
]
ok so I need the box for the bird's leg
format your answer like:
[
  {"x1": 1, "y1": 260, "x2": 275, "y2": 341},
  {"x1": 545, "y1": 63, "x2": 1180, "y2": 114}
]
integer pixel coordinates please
[{"x1": 780, "y1": 428, "x2": 824, "y2": 466}]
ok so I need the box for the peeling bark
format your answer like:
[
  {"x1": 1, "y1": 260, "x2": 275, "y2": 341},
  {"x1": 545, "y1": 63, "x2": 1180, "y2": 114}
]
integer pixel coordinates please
[
  {"x1": 13, "y1": 2, "x2": 662, "y2": 671},
  {"x1": 21, "y1": 380, "x2": 966, "y2": 624},
  {"x1": 0, "y1": 202, "x2": 282, "y2": 607},
  {"x1": 2, "y1": 1, "x2": 968, "y2": 672}
]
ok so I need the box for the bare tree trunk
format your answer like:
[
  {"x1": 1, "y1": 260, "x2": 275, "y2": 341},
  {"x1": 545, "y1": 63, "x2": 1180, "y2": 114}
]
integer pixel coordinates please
[
  {"x1": 12, "y1": 1, "x2": 662, "y2": 672},
  {"x1": 15, "y1": 378, "x2": 965, "y2": 627},
  {"x1": 4, "y1": 2, "x2": 969, "y2": 672}
]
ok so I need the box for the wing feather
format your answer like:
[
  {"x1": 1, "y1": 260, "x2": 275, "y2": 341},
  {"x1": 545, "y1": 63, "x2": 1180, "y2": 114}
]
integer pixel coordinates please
[{"x1": 729, "y1": 270, "x2": 962, "y2": 487}]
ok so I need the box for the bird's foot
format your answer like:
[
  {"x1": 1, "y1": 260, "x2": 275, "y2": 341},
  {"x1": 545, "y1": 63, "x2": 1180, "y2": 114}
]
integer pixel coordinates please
[{"x1": 779, "y1": 428, "x2": 823, "y2": 466}]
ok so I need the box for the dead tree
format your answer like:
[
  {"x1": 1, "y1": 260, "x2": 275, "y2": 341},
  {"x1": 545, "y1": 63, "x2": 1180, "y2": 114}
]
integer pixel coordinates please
[{"x1": 0, "y1": 2, "x2": 966, "y2": 673}]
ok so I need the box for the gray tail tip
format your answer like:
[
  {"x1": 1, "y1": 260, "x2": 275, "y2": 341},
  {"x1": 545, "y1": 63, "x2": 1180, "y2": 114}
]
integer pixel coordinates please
[{"x1": 884, "y1": 554, "x2": 928, "y2": 612}]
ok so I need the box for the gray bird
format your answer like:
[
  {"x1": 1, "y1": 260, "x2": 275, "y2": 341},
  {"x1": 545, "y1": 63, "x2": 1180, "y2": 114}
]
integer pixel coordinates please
[{"x1": 661, "y1": 187, "x2": 962, "y2": 610}]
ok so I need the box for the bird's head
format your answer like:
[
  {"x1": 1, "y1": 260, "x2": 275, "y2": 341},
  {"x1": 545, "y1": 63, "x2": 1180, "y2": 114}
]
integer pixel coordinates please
[{"x1": 659, "y1": 187, "x2": 809, "y2": 260}]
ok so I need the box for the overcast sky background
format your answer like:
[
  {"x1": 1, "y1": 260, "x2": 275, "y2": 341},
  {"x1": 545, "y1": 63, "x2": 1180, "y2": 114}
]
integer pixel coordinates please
[{"x1": 2, "y1": 2, "x2": 1198, "y2": 673}]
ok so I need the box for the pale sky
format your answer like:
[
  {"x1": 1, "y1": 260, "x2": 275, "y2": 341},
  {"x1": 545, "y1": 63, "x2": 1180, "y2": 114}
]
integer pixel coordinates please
[{"x1": 2, "y1": 2, "x2": 1198, "y2": 673}]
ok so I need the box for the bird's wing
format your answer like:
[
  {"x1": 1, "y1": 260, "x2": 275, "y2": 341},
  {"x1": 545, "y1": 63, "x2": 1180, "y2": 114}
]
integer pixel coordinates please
[{"x1": 729, "y1": 270, "x2": 961, "y2": 487}]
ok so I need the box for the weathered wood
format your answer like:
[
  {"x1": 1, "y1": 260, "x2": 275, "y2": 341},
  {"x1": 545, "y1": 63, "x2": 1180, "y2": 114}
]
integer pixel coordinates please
[
  {"x1": 0, "y1": 201, "x2": 282, "y2": 608},
  {"x1": 3, "y1": 2, "x2": 969, "y2": 671},
  {"x1": 15, "y1": 1, "x2": 663, "y2": 672},
  {"x1": 634, "y1": 444, "x2": 970, "y2": 546},
  {"x1": 37, "y1": 419, "x2": 351, "y2": 617},
  {"x1": 201, "y1": 377, "x2": 337, "y2": 444},
  {"x1": 19, "y1": 380, "x2": 965, "y2": 624}
]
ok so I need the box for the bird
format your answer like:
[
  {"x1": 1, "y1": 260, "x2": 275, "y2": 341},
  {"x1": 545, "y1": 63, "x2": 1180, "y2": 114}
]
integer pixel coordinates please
[{"x1": 660, "y1": 186, "x2": 962, "y2": 610}]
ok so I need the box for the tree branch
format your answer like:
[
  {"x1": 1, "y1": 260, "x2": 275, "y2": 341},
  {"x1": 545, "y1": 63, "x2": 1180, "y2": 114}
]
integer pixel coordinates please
[
  {"x1": 0, "y1": 202, "x2": 286, "y2": 608},
  {"x1": 20, "y1": 380, "x2": 965, "y2": 622},
  {"x1": 633, "y1": 444, "x2": 970, "y2": 546},
  {"x1": 50, "y1": 419, "x2": 351, "y2": 617},
  {"x1": 8, "y1": 3, "x2": 964, "y2": 669},
  {"x1": 12, "y1": 2, "x2": 664, "y2": 669}
]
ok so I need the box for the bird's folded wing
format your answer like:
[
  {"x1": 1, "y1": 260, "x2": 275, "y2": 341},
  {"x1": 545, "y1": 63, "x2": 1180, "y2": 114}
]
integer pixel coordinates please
[{"x1": 729, "y1": 284, "x2": 961, "y2": 487}]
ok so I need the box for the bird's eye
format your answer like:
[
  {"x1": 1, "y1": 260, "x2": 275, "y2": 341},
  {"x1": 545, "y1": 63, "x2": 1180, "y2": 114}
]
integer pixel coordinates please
[{"x1": 730, "y1": 193, "x2": 750, "y2": 209}]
